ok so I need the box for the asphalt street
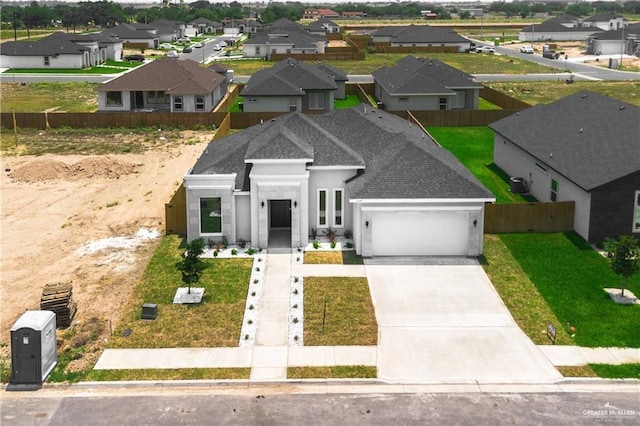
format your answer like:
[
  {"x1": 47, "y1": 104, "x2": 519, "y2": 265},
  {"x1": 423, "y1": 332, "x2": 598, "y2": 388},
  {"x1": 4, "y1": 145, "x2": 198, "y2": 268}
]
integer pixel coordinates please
[{"x1": 2, "y1": 384, "x2": 639, "y2": 425}]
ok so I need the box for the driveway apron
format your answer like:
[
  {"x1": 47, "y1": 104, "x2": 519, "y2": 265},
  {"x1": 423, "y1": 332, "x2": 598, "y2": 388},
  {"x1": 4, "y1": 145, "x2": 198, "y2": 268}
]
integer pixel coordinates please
[{"x1": 366, "y1": 262, "x2": 562, "y2": 384}]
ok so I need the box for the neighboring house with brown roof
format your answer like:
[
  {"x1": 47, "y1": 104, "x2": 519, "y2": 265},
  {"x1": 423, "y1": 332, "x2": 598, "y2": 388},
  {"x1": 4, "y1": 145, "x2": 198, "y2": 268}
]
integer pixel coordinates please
[
  {"x1": 184, "y1": 105, "x2": 494, "y2": 256},
  {"x1": 96, "y1": 57, "x2": 226, "y2": 112},
  {"x1": 303, "y1": 8, "x2": 340, "y2": 19},
  {"x1": 0, "y1": 31, "x2": 122, "y2": 69}
]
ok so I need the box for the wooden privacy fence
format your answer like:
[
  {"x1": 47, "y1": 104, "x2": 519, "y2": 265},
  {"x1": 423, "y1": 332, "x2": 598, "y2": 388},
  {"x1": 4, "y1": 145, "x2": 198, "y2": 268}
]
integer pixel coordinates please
[
  {"x1": 270, "y1": 52, "x2": 365, "y2": 61},
  {"x1": 1, "y1": 111, "x2": 228, "y2": 130},
  {"x1": 480, "y1": 86, "x2": 532, "y2": 110},
  {"x1": 391, "y1": 109, "x2": 526, "y2": 127},
  {"x1": 371, "y1": 44, "x2": 459, "y2": 54},
  {"x1": 484, "y1": 201, "x2": 575, "y2": 234},
  {"x1": 165, "y1": 185, "x2": 187, "y2": 236}
]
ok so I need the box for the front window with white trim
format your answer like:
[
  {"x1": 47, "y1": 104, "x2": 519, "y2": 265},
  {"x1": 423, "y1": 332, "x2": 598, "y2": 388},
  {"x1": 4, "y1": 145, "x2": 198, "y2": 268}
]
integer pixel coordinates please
[
  {"x1": 633, "y1": 190, "x2": 640, "y2": 233},
  {"x1": 318, "y1": 189, "x2": 327, "y2": 227},
  {"x1": 200, "y1": 197, "x2": 222, "y2": 234},
  {"x1": 333, "y1": 189, "x2": 344, "y2": 227}
]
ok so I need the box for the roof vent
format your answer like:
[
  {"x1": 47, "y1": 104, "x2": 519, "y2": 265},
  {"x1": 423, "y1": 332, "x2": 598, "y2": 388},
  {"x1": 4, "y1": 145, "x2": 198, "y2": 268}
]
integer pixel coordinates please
[
  {"x1": 205, "y1": 149, "x2": 209, "y2": 155},
  {"x1": 579, "y1": 128, "x2": 583, "y2": 133},
  {"x1": 271, "y1": 118, "x2": 276, "y2": 122},
  {"x1": 582, "y1": 94, "x2": 587, "y2": 99},
  {"x1": 550, "y1": 152, "x2": 553, "y2": 158},
  {"x1": 619, "y1": 106, "x2": 626, "y2": 110}
]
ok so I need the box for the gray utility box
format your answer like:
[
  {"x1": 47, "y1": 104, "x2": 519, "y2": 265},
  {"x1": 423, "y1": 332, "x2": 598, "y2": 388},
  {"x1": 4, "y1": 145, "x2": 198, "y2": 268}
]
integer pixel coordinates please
[
  {"x1": 141, "y1": 303, "x2": 158, "y2": 320},
  {"x1": 11, "y1": 310, "x2": 57, "y2": 385}
]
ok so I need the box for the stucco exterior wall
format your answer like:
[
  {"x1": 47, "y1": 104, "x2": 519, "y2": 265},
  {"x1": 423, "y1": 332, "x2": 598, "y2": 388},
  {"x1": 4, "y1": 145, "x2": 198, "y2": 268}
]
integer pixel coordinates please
[
  {"x1": 249, "y1": 161, "x2": 310, "y2": 249},
  {"x1": 376, "y1": 84, "x2": 454, "y2": 111},
  {"x1": 589, "y1": 172, "x2": 640, "y2": 243},
  {"x1": 518, "y1": 31, "x2": 595, "y2": 42},
  {"x1": 183, "y1": 173, "x2": 237, "y2": 243},
  {"x1": 234, "y1": 192, "x2": 252, "y2": 243},
  {"x1": 493, "y1": 133, "x2": 592, "y2": 241},
  {"x1": 308, "y1": 169, "x2": 355, "y2": 236},
  {"x1": 1, "y1": 54, "x2": 85, "y2": 69},
  {"x1": 242, "y1": 96, "x2": 301, "y2": 112}
]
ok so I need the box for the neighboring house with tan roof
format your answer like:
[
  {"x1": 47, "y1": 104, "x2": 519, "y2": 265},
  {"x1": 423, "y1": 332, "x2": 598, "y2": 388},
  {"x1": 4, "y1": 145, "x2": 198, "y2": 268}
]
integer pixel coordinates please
[
  {"x1": 240, "y1": 58, "x2": 347, "y2": 113},
  {"x1": 372, "y1": 55, "x2": 482, "y2": 111},
  {"x1": 184, "y1": 105, "x2": 494, "y2": 256},
  {"x1": 0, "y1": 31, "x2": 122, "y2": 69},
  {"x1": 490, "y1": 91, "x2": 640, "y2": 244},
  {"x1": 96, "y1": 57, "x2": 226, "y2": 112},
  {"x1": 303, "y1": 8, "x2": 340, "y2": 19}
]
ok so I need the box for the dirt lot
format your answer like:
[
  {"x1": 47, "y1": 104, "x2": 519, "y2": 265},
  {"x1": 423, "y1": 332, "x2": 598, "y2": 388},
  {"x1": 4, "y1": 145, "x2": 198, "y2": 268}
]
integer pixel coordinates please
[{"x1": 0, "y1": 130, "x2": 212, "y2": 370}]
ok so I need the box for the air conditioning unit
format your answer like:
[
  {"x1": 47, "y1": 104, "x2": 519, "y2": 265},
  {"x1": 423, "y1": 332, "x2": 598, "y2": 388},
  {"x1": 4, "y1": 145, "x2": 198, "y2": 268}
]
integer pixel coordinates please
[{"x1": 510, "y1": 177, "x2": 526, "y2": 194}]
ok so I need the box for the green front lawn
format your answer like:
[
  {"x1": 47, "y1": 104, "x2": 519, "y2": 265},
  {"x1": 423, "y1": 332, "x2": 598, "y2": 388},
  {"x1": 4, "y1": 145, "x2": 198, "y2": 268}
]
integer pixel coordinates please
[
  {"x1": 498, "y1": 232, "x2": 640, "y2": 348},
  {"x1": 428, "y1": 126, "x2": 534, "y2": 203},
  {"x1": 5, "y1": 67, "x2": 124, "y2": 74},
  {"x1": 108, "y1": 235, "x2": 253, "y2": 348}
]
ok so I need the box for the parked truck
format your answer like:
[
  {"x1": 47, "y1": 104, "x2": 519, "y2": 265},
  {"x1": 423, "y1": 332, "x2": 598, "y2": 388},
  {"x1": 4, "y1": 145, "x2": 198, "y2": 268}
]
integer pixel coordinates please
[{"x1": 542, "y1": 44, "x2": 560, "y2": 59}]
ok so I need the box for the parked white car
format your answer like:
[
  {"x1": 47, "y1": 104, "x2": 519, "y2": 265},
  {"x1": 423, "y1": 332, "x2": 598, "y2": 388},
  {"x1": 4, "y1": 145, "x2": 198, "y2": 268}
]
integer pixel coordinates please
[
  {"x1": 193, "y1": 42, "x2": 203, "y2": 48},
  {"x1": 475, "y1": 46, "x2": 495, "y2": 54},
  {"x1": 166, "y1": 50, "x2": 179, "y2": 58},
  {"x1": 519, "y1": 45, "x2": 534, "y2": 54},
  {"x1": 213, "y1": 44, "x2": 222, "y2": 51},
  {"x1": 178, "y1": 37, "x2": 191, "y2": 43}
]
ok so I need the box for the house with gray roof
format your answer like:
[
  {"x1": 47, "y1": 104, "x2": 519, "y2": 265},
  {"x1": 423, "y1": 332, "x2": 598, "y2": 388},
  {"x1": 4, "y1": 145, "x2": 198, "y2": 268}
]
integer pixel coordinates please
[
  {"x1": 586, "y1": 23, "x2": 640, "y2": 56},
  {"x1": 243, "y1": 18, "x2": 326, "y2": 59},
  {"x1": 187, "y1": 18, "x2": 222, "y2": 35},
  {"x1": 149, "y1": 19, "x2": 185, "y2": 42},
  {"x1": 103, "y1": 23, "x2": 158, "y2": 48},
  {"x1": 0, "y1": 31, "x2": 121, "y2": 69},
  {"x1": 584, "y1": 14, "x2": 626, "y2": 31},
  {"x1": 184, "y1": 105, "x2": 494, "y2": 256},
  {"x1": 306, "y1": 17, "x2": 340, "y2": 35},
  {"x1": 490, "y1": 91, "x2": 640, "y2": 244},
  {"x1": 96, "y1": 57, "x2": 226, "y2": 112},
  {"x1": 371, "y1": 25, "x2": 471, "y2": 52},
  {"x1": 240, "y1": 58, "x2": 346, "y2": 113},
  {"x1": 372, "y1": 55, "x2": 482, "y2": 112}
]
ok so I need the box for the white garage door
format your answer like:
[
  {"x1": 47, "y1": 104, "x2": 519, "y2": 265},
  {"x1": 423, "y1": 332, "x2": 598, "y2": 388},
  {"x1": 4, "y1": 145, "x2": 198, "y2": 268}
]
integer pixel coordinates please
[{"x1": 371, "y1": 211, "x2": 469, "y2": 256}]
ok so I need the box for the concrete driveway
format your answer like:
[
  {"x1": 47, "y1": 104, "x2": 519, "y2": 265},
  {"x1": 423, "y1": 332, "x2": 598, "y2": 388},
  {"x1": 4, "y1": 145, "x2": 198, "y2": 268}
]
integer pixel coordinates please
[{"x1": 366, "y1": 262, "x2": 562, "y2": 384}]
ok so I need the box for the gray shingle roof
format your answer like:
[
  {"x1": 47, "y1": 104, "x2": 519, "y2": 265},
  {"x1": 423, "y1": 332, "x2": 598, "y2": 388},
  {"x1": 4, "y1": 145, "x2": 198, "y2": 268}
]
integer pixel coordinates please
[
  {"x1": 1, "y1": 31, "x2": 90, "y2": 56},
  {"x1": 241, "y1": 58, "x2": 338, "y2": 96},
  {"x1": 489, "y1": 90, "x2": 640, "y2": 191},
  {"x1": 191, "y1": 105, "x2": 493, "y2": 200},
  {"x1": 97, "y1": 57, "x2": 225, "y2": 95},
  {"x1": 372, "y1": 25, "x2": 469, "y2": 44},
  {"x1": 372, "y1": 55, "x2": 481, "y2": 95},
  {"x1": 104, "y1": 23, "x2": 156, "y2": 40}
]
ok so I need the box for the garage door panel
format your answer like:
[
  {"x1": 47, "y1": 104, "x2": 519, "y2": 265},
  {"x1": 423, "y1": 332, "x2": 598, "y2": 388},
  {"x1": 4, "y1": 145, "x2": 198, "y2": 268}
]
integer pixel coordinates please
[{"x1": 372, "y1": 211, "x2": 468, "y2": 256}]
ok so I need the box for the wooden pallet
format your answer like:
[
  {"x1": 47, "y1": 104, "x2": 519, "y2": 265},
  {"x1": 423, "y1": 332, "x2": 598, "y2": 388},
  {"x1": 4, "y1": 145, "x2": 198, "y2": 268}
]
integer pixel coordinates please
[{"x1": 41, "y1": 282, "x2": 77, "y2": 328}]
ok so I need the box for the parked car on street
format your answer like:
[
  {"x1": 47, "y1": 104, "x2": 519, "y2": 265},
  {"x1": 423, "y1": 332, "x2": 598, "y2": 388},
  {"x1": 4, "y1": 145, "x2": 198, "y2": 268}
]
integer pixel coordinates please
[
  {"x1": 543, "y1": 50, "x2": 560, "y2": 59},
  {"x1": 193, "y1": 42, "x2": 203, "y2": 48},
  {"x1": 475, "y1": 46, "x2": 495, "y2": 54},
  {"x1": 123, "y1": 54, "x2": 145, "y2": 62},
  {"x1": 213, "y1": 44, "x2": 222, "y2": 51},
  {"x1": 167, "y1": 50, "x2": 179, "y2": 58},
  {"x1": 519, "y1": 45, "x2": 534, "y2": 54},
  {"x1": 182, "y1": 46, "x2": 193, "y2": 53},
  {"x1": 178, "y1": 37, "x2": 191, "y2": 43}
]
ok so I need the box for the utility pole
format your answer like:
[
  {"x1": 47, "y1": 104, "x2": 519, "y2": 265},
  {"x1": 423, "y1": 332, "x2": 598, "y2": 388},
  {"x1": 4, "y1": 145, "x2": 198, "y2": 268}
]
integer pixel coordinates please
[{"x1": 620, "y1": 25, "x2": 625, "y2": 70}]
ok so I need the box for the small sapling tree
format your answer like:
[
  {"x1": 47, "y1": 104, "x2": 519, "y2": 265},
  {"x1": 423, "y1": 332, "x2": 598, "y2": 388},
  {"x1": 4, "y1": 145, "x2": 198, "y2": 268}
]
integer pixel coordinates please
[
  {"x1": 177, "y1": 238, "x2": 206, "y2": 294},
  {"x1": 605, "y1": 236, "x2": 639, "y2": 297}
]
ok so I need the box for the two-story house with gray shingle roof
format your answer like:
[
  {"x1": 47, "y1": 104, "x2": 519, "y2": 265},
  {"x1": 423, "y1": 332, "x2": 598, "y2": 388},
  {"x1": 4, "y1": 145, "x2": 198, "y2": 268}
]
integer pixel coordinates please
[
  {"x1": 184, "y1": 105, "x2": 494, "y2": 256},
  {"x1": 240, "y1": 58, "x2": 345, "y2": 112},
  {"x1": 243, "y1": 18, "x2": 326, "y2": 59},
  {"x1": 371, "y1": 25, "x2": 471, "y2": 52},
  {"x1": 372, "y1": 55, "x2": 482, "y2": 111},
  {"x1": 490, "y1": 91, "x2": 640, "y2": 244},
  {"x1": 96, "y1": 57, "x2": 226, "y2": 112}
]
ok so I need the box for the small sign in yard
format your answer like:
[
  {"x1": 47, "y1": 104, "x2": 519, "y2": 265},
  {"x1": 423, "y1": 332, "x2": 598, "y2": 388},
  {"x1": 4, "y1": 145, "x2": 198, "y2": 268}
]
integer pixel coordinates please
[{"x1": 547, "y1": 321, "x2": 557, "y2": 344}]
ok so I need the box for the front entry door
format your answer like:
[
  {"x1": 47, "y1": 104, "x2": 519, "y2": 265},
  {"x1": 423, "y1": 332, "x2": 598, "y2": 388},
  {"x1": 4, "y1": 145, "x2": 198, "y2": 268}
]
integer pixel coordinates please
[{"x1": 269, "y1": 200, "x2": 291, "y2": 228}]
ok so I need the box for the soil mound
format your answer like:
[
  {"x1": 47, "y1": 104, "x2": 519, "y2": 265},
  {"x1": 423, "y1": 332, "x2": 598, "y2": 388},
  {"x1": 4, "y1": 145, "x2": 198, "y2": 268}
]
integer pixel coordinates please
[{"x1": 10, "y1": 157, "x2": 137, "y2": 182}]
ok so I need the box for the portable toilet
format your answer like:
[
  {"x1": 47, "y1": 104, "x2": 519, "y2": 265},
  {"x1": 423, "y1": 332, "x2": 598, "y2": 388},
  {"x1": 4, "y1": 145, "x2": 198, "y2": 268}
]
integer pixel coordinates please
[{"x1": 10, "y1": 310, "x2": 57, "y2": 385}]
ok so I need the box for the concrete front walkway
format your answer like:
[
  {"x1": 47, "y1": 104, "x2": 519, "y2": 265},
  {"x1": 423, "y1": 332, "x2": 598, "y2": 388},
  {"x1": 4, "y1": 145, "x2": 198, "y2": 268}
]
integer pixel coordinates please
[{"x1": 94, "y1": 254, "x2": 639, "y2": 384}]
